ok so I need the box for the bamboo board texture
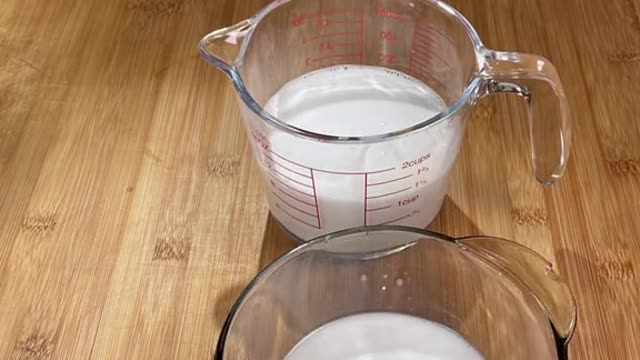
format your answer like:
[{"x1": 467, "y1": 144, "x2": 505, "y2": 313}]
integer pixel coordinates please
[{"x1": 1, "y1": 0, "x2": 639, "y2": 358}]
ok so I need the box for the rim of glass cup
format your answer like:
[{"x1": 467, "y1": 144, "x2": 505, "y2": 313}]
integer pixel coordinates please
[
  {"x1": 200, "y1": 0, "x2": 488, "y2": 144},
  {"x1": 214, "y1": 225, "x2": 572, "y2": 359}
]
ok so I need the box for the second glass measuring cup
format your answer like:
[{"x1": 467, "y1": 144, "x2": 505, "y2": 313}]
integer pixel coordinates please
[{"x1": 200, "y1": 0, "x2": 571, "y2": 241}]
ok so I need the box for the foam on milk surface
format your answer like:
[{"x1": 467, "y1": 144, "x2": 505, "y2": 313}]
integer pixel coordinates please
[
  {"x1": 263, "y1": 66, "x2": 463, "y2": 240},
  {"x1": 285, "y1": 312, "x2": 485, "y2": 360}
]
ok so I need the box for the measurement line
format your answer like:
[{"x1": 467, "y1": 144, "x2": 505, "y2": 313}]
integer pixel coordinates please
[
  {"x1": 276, "y1": 187, "x2": 316, "y2": 207},
  {"x1": 268, "y1": 149, "x2": 394, "y2": 175},
  {"x1": 308, "y1": 167, "x2": 396, "y2": 175},
  {"x1": 311, "y1": 53, "x2": 361, "y2": 63},
  {"x1": 409, "y1": 20, "x2": 418, "y2": 70},
  {"x1": 367, "y1": 174, "x2": 414, "y2": 187},
  {"x1": 271, "y1": 176, "x2": 315, "y2": 197},
  {"x1": 412, "y1": 42, "x2": 435, "y2": 57},
  {"x1": 272, "y1": 168, "x2": 313, "y2": 188},
  {"x1": 307, "y1": 8, "x2": 362, "y2": 18},
  {"x1": 415, "y1": 23, "x2": 455, "y2": 45},
  {"x1": 264, "y1": 154, "x2": 311, "y2": 178},
  {"x1": 412, "y1": 44, "x2": 448, "y2": 65},
  {"x1": 309, "y1": 31, "x2": 361, "y2": 41},
  {"x1": 414, "y1": 29, "x2": 437, "y2": 43},
  {"x1": 379, "y1": 213, "x2": 414, "y2": 225},
  {"x1": 411, "y1": 55, "x2": 432, "y2": 69},
  {"x1": 364, "y1": 173, "x2": 368, "y2": 225},
  {"x1": 268, "y1": 150, "x2": 308, "y2": 169},
  {"x1": 411, "y1": 55, "x2": 434, "y2": 71},
  {"x1": 273, "y1": 192, "x2": 318, "y2": 218},
  {"x1": 276, "y1": 204, "x2": 320, "y2": 229},
  {"x1": 410, "y1": 56, "x2": 429, "y2": 73},
  {"x1": 367, "y1": 167, "x2": 396, "y2": 174},
  {"x1": 367, "y1": 187, "x2": 412, "y2": 200},
  {"x1": 425, "y1": 51, "x2": 448, "y2": 66},
  {"x1": 367, "y1": 205, "x2": 392, "y2": 212},
  {"x1": 310, "y1": 169, "x2": 321, "y2": 228}
]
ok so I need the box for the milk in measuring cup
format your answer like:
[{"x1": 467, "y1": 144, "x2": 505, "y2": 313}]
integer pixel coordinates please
[
  {"x1": 285, "y1": 312, "x2": 485, "y2": 360},
  {"x1": 262, "y1": 65, "x2": 463, "y2": 240}
]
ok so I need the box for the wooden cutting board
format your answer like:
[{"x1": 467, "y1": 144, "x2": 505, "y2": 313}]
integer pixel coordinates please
[{"x1": 0, "y1": 0, "x2": 638, "y2": 358}]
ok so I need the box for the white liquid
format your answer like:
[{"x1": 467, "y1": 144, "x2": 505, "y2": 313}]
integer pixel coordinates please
[
  {"x1": 285, "y1": 312, "x2": 485, "y2": 360},
  {"x1": 262, "y1": 66, "x2": 463, "y2": 240}
]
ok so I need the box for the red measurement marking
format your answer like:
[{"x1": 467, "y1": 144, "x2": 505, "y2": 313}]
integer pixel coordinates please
[
  {"x1": 264, "y1": 154, "x2": 311, "y2": 178},
  {"x1": 275, "y1": 187, "x2": 316, "y2": 207},
  {"x1": 314, "y1": 167, "x2": 396, "y2": 175},
  {"x1": 413, "y1": 38, "x2": 436, "y2": 53},
  {"x1": 413, "y1": 36, "x2": 450, "y2": 66},
  {"x1": 414, "y1": 29, "x2": 437, "y2": 43},
  {"x1": 308, "y1": 31, "x2": 361, "y2": 41},
  {"x1": 272, "y1": 168, "x2": 313, "y2": 188},
  {"x1": 310, "y1": 170, "x2": 321, "y2": 228},
  {"x1": 399, "y1": 195, "x2": 419, "y2": 207},
  {"x1": 414, "y1": 49, "x2": 448, "y2": 66},
  {"x1": 307, "y1": 8, "x2": 362, "y2": 18},
  {"x1": 412, "y1": 42, "x2": 435, "y2": 56},
  {"x1": 268, "y1": 150, "x2": 307, "y2": 168},
  {"x1": 276, "y1": 204, "x2": 320, "y2": 229},
  {"x1": 271, "y1": 176, "x2": 314, "y2": 197},
  {"x1": 364, "y1": 173, "x2": 368, "y2": 225},
  {"x1": 380, "y1": 213, "x2": 415, "y2": 225},
  {"x1": 309, "y1": 53, "x2": 361, "y2": 64},
  {"x1": 368, "y1": 174, "x2": 414, "y2": 187},
  {"x1": 319, "y1": 41, "x2": 335, "y2": 51},
  {"x1": 380, "y1": 31, "x2": 398, "y2": 41},
  {"x1": 367, "y1": 205, "x2": 392, "y2": 212},
  {"x1": 367, "y1": 167, "x2": 396, "y2": 174},
  {"x1": 252, "y1": 133, "x2": 270, "y2": 151},
  {"x1": 267, "y1": 149, "x2": 394, "y2": 175},
  {"x1": 291, "y1": 16, "x2": 306, "y2": 27},
  {"x1": 375, "y1": 7, "x2": 408, "y2": 19},
  {"x1": 415, "y1": 23, "x2": 455, "y2": 45},
  {"x1": 379, "y1": 53, "x2": 397, "y2": 64},
  {"x1": 273, "y1": 192, "x2": 318, "y2": 218},
  {"x1": 411, "y1": 54, "x2": 432, "y2": 69},
  {"x1": 367, "y1": 187, "x2": 412, "y2": 200},
  {"x1": 409, "y1": 21, "x2": 417, "y2": 70},
  {"x1": 402, "y1": 154, "x2": 431, "y2": 169}
]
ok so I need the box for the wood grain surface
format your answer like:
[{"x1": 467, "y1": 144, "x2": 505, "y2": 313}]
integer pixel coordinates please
[{"x1": 0, "y1": 0, "x2": 638, "y2": 358}]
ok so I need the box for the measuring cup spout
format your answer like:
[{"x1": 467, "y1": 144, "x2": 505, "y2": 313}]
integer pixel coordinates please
[
  {"x1": 457, "y1": 236, "x2": 577, "y2": 358},
  {"x1": 480, "y1": 49, "x2": 571, "y2": 186},
  {"x1": 199, "y1": 19, "x2": 253, "y2": 77}
]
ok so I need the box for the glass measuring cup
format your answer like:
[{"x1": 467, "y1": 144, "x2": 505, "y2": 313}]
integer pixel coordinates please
[
  {"x1": 215, "y1": 227, "x2": 577, "y2": 359},
  {"x1": 200, "y1": 0, "x2": 571, "y2": 241}
]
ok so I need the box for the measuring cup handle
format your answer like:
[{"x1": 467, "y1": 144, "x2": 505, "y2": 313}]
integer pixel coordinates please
[
  {"x1": 456, "y1": 236, "x2": 577, "y2": 355},
  {"x1": 480, "y1": 50, "x2": 571, "y2": 186},
  {"x1": 199, "y1": 19, "x2": 253, "y2": 77}
]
